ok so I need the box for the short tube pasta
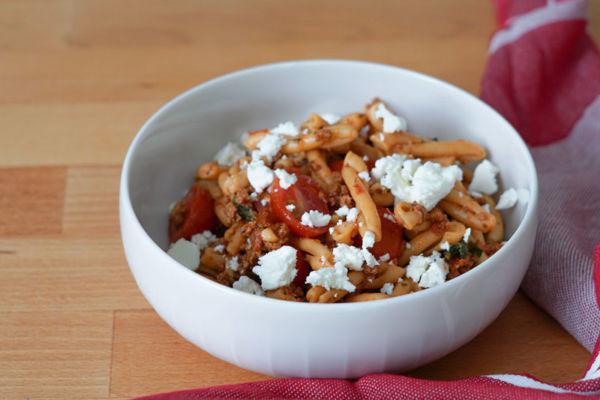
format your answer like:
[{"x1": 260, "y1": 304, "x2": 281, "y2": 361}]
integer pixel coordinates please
[{"x1": 168, "y1": 97, "x2": 514, "y2": 303}]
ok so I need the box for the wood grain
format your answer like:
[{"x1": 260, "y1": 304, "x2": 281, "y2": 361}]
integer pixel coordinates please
[
  {"x1": 0, "y1": 167, "x2": 66, "y2": 236},
  {"x1": 1, "y1": 1, "x2": 598, "y2": 398}
]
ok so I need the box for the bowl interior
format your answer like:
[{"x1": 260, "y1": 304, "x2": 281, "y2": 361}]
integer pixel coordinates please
[{"x1": 125, "y1": 60, "x2": 535, "y2": 251}]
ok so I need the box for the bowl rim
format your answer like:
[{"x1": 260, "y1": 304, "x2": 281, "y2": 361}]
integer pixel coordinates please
[{"x1": 120, "y1": 59, "x2": 539, "y2": 309}]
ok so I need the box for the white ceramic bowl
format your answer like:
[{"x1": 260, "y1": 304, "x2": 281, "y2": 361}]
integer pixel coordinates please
[{"x1": 120, "y1": 60, "x2": 538, "y2": 378}]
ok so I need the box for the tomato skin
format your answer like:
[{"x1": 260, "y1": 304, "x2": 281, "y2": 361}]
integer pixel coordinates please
[
  {"x1": 293, "y1": 251, "x2": 310, "y2": 287},
  {"x1": 168, "y1": 184, "x2": 216, "y2": 242},
  {"x1": 356, "y1": 207, "x2": 404, "y2": 259},
  {"x1": 371, "y1": 208, "x2": 404, "y2": 259},
  {"x1": 329, "y1": 159, "x2": 344, "y2": 172},
  {"x1": 270, "y1": 174, "x2": 330, "y2": 238}
]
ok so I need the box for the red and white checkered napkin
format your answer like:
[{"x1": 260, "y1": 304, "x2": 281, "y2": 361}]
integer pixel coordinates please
[{"x1": 143, "y1": 1, "x2": 600, "y2": 398}]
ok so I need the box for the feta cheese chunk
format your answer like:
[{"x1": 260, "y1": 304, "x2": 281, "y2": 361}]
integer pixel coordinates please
[
  {"x1": 406, "y1": 251, "x2": 448, "y2": 289},
  {"x1": 305, "y1": 264, "x2": 356, "y2": 292},
  {"x1": 378, "y1": 253, "x2": 390, "y2": 263},
  {"x1": 320, "y1": 113, "x2": 341, "y2": 125},
  {"x1": 380, "y1": 282, "x2": 394, "y2": 295},
  {"x1": 247, "y1": 159, "x2": 274, "y2": 193},
  {"x1": 358, "y1": 170, "x2": 370, "y2": 182},
  {"x1": 286, "y1": 203, "x2": 296, "y2": 212},
  {"x1": 469, "y1": 160, "x2": 499, "y2": 195},
  {"x1": 270, "y1": 121, "x2": 299, "y2": 137},
  {"x1": 300, "y1": 210, "x2": 331, "y2": 228},
  {"x1": 167, "y1": 239, "x2": 200, "y2": 270},
  {"x1": 227, "y1": 256, "x2": 239, "y2": 271},
  {"x1": 372, "y1": 155, "x2": 463, "y2": 211},
  {"x1": 233, "y1": 276, "x2": 264, "y2": 296},
  {"x1": 362, "y1": 230, "x2": 376, "y2": 249},
  {"x1": 252, "y1": 246, "x2": 298, "y2": 290},
  {"x1": 362, "y1": 249, "x2": 379, "y2": 267},
  {"x1": 335, "y1": 206, "x2": 359, "y2": 222},
  {"x1": 440, "y1": 241, "x2": 450, "y2": 251},
  {"x1": 190, "y1": 230, "x2": 217, "y2": 250},
  {"x1": 496, "y1": 188, "x2": 518, "y2": 210},
  {"x1": 274, "y1": 169, "x2": 297, "y2": 189},
  {"x1": 214, "y1": 142, "x2": 246, "y2": 166},
  {"x1": 254, "y1": 133, "x2": 286, "y2": 161},
  {"x1": 332, "y1": 244, "x2": 364, "y2": 271},
  {"x1": 373, "y1": 103, "x2": 407, "y2": 133},
  {"x1": 463, "y1": 227, "x2": 471, "y2": 243}
]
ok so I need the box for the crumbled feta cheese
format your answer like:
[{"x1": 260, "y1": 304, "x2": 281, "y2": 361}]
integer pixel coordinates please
[
  {"x1": 190, "y1": 230, "x2": 217, "y2": 250},
  {"x1": 167, "y1": 239, "x2": 200, "y2": 270},
  {"x1": 335, "y1": 206, "x2": 359, "y2": 222},
  {"x1": 232, "y1": 276, "x2": 264, "y2": 296},
  {"x1": 252, "y1": 246, "x2": 297, "y2": 290},
  {"x1": 469, "y1": 160, "x2": 499, "y2": 195},
  {"x1": 482, "y1": 203, "x2": 491, "y2": 213},
  {"x1": 254, "y1": 133, "x2": 286, "y2": 162},
  {"x1": 333, "y1": 244, "x2": 364, "y2": 271},
  {"x1": 383, "y1": 212, "x2": 396, "y2": 223},
  {"x1": 320, "y1": 113, "x2": 340, "y2": 125},
  {"x1": 328, "y1": 226, "x2": 335, "y2": 235},
  {"x1": 440, "y1": 241, "x2": 450, "y2": 251},
  {"x1": 362, "y1": 231, "x2": 376, "y2": 249},
  {"x1": 362, "y1": 249, "x2": 379, "y2": 267},
  {"x1": 300, "y1": 210, "x2": 331, "y2": 228},
  {"x1": 270, "y1": 121, "x2": 299, "y2": 137},
  {"x1": 378, "y1": 253, "x2": 390, "y2": 263},
  {"x1": 249, "y1": 192, "x2": 259, "y2": 201},
  {"x1": 463, "y1": 228, "x2": 471, "y2": 243},
  {"x1": 372, "y1": 154, "x2": 462, "y2": 210},
  {"x1": 358, "y1": 170, "x2": 370, "y2": 182},
  {"x1": 214, "y1": 244, "x2": 225, "y2": 253},
  {"x1": 496, "y1": 188, "x2": 518, "y2": 210},
  {"x1": 227, "y1": 256, "x2": 239, "y2": 271},
  {"x1": 305, "y1": 264, "x2": 356, "y2": 292},
  {"x1": 274, "y1": 169, "x2": 297, "y2": 189},
  {"x1": 363, "y1": 155, "x2": 369, "y2": 161},
  {"x1": 380, "y1": 282, "x2": 394, "y2": 295},
  {"x1": 247, "y1": 159, "x2": 274, "y2": 193},
  {"x1": 260, "y1": 198, "x2": 269, "y2": 206},
  {"x1": 286, "y1": 203, "x2": 296, "y2": 212},
  {"x1": 373, "y1": 103, "x2": 407, "y2": 133},
  {"x1": 214, "y1": 142, "x2": 246, "y2": 166},
  {"x1": 406, "y1": 251, "x2": 448, "y2": 289}
]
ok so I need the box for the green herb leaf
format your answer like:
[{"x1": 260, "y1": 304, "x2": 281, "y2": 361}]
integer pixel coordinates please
[
  {"x1": 448, "y1": 242, "x2": 468, "y2": 259},
  {"x1": 233, "y1": 199, "x2": 255, "y2": 221},
  {"x1": 233, "y1": 200, "x2": 254, "y2": 221},
  {"x1": 468, "y1": 242, "x2": 483, "y2": 257}
]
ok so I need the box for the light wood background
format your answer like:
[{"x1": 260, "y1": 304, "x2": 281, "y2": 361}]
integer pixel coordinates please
[{"x1": 2, "y1": 1, "x2": 599, "y2": 399}]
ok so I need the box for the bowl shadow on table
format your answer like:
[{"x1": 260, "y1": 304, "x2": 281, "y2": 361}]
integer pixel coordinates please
[{"x1": 408, "y1": 291, "x2": 589, "y2": 383}]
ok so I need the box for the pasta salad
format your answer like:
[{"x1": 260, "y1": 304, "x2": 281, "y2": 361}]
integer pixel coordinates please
[{"x1": 167, "y1": 99, "x2": 525, "y2": 303}]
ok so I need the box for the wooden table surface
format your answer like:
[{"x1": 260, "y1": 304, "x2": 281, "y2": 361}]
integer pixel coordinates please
[{"x1": 2, "y1": 1, "x2": 599, "y2": 399}]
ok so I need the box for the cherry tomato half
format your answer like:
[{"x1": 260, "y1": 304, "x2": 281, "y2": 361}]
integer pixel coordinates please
[
  {"x1": 270, "y1": 174, "x2": 330, "y2": 238},
  {"x1": 357, "y1": 207, "x2": 404, "y2": 259},
  {"x1": 168, "y1": 184, "x2": 216, "y2": 242}
]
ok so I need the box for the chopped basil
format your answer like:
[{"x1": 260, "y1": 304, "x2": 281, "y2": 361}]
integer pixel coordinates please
[
  {"x1": 468, "y1": 242, "x2": 483, "y2": 257},
  {"x1": 233, "y1": 199, "x2": 255, "y2": 221},
  {"x1": 448, "y1": 242, "x2": 468, "y2": 259}
]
